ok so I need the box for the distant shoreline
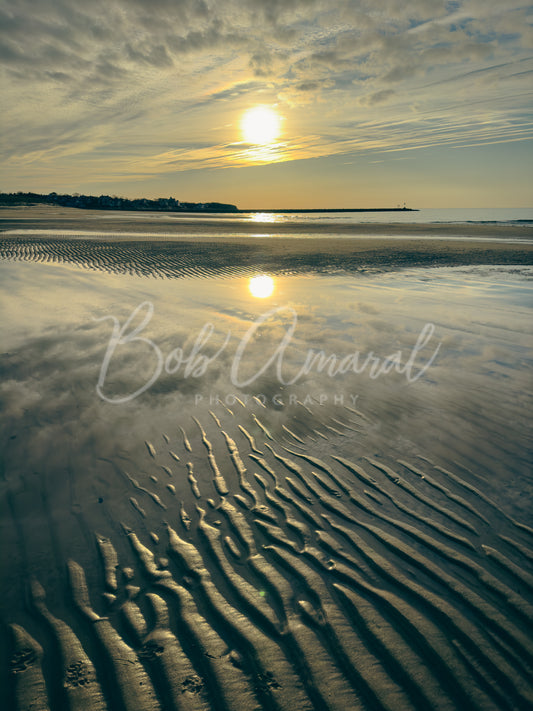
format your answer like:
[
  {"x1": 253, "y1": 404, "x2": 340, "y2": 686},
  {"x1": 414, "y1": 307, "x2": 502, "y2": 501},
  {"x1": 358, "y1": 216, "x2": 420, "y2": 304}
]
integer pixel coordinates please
[
  {"x1": 237, "y1": 207, "x2": 418, "y2": 213},
  {"x1": 0, "y1": 191, "x2": 417, "y2": 214}
]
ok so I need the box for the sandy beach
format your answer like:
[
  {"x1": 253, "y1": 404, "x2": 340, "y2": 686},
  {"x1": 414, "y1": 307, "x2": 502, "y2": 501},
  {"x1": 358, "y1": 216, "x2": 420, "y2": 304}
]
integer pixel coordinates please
[{"x1": 1, "y1": 207, "x2": 532, "y2": 711}]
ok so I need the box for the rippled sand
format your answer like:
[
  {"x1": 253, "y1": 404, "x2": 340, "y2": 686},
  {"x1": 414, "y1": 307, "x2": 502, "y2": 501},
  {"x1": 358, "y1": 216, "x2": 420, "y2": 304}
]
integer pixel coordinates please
[{"x1": 1, "y1": 209, "x2": 532, "y2": 711}]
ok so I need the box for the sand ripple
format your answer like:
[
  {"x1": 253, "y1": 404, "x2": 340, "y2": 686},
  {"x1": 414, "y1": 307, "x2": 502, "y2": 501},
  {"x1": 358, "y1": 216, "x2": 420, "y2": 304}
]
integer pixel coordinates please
[
  {"x1": 1, "y1": 233, "x2": 533, "y2": 278},
  {"x1": 3, "y1": 401, "x2": 533, "y2": 711}
]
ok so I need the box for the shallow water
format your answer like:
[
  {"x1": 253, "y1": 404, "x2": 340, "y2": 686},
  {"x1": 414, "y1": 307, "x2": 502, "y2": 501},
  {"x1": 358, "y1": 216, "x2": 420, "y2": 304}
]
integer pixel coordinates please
[{"x1": 1, "y1": 248, "x2": 532, "y2": 710}]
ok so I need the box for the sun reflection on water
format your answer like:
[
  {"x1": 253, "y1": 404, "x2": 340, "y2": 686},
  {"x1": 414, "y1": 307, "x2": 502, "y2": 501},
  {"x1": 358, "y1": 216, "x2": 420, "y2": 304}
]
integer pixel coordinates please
[
  {"x1": 249, "y1": 212, "x2": 281, "y2": 223},
  {"x1": 248, "y1": 274, "x2": 275, "y2": 298}
]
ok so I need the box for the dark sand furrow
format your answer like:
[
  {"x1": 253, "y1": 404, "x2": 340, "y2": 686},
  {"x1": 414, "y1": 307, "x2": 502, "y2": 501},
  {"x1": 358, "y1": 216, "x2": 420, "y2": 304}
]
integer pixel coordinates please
[
  {"x1": 217, "y1": 499, "x2": 258, "y2": 557},
  {"x1": 66, "y1": 561, "x2": 161, "y2": 711},
  {"x1": 139, "y1": 593, "x2": 211, "y2": 711},
  {"x1": 308, "y1": 540, "x2": 525, "y2": 711},
  {"x1": 156, "y1": 580, "x2": 260, "y2": 711},
  {"x1": 333, "y1": 584, "x2": 499, "y2": 711},
  {"x1": 251, "y1": 503, "x2": 278, "y2": 525},
  {"x1": 284, "y1": 473, "x2": 358, "y2": 527},
  {"x1": 301, "y1": 545, "x2": 483, "y2": 711},
  {"x1": 364, "y1": 489, "x2": 385, "y2": 506},
  {"x1": 332, "y1": 456, "x2": 380, "y2": 490},
  {"x1": 331, "y1": 456, "x2": 478, "y2": 552},
  {"x1": 248, "y1": 455, "x2": 278, "y2": 483},
  {"x1": 221, "y1": 431, "x2": 258, "y2": 504},
  {"x1": 481, "y1": 545, "x2": 533, "y2": 595},
  {"x1": 193, "y1": 418, "x2": 229, "y2": 497},
  {"x1": 498, "y1": 535, "x2": 533, "y2": 564},
  {"x1": 264, "y1": 447, "x2": 312, "y2": 487},
  {"x1": 256, "y1": 479, "x2": 312, "y2": 546},
  {"x1": 349, "y1": 482, "x2": 483, "y2": 560},
  {"x1": 311, "y1": 472, "x2": 342, "y2": 498},
  {"x1": 280, "y1": 619, "x2": 366, "y2": 711},
  {"x1": 435, "y1": 466, "x2": 533, "y2": 537},
  {"x1": 29, "y1": 580, "x2": 107, "y2": 711},
  {"x1": 199, "y1": 516, "x2": 366, "y2": 710},
  {"x1": 223, "y1": 535, "x2": 242, "y2": 560},
  {"x1": 315, "y1": 530, "x2": 367, "y2": 576},
  {"x1": 9, "y1": 624, "x2": 51, "y2": 711},
  {"x1": 234, "y1": 493, "x2": 252, "y2": 511},
  {"x1": 197, "y1": 509, "x2": 282, "y2": 634},
  {"x1": 323, "y1": 425, "x2": 347, "y2": 437},
  {"x1": 253, "y1": 519, "x2": 302, "y2": 554},
  {"x1": 343, "y1": 405, "x2": 371, "y2": 422},
  {"x1": 281, "y1": 425, "x2": 306, "y2": 445},
  {"x1": 355, "y1": 519, "x2": 533, "y2": 644},
  {"x1": 312, "y1": 429, "x2": 329, "y2": 441},
  {"x1": 237, "y1": 426, "x2": 264, "y2": 455},
  {"x1": 251, "y1": 415, "x2": 274, "y2": 441},
  {"x1": 289, "y1": 422, "x2": 318, "y2": 443},
  {"x1": 284, "y1": 477, "x2": 315, "y2": 504},
  {"x1": 166, "y1": 525, "x2": 313, "y2": 711},
  {"x1": 323, "y1": 519, "x2": 533, "y2": 705},
  {"x1": 271, "y1": 486, "x2": 325, "y2": 531},
  {"x1": 365, "y1": 459, "x2": 479, "y2": 536},
  {"x1": 129, "y1": 497, "x2": 147, "y2": 518},
  {"x1": 449, "y1": 639, "x2": 515, "y2": 711},
  {"x1": 96, "y1": 533, "x2": 119, "y2": 593},
  {"x1": 123, "y1": 472, "x2": 167, "y2": 511},
  {"x1": 121, "y1": 601, "x2": 149, "y2": 644},
  {"x1": 483, "y1": 625, "x2": 533, "y2": 691},
  {"x1": 283, "y1": 452, "x2": 351, "y2": 496},
  {"x1": 397, "y1": 461, "x2": 490, "y2": 525},
  {"x1": 266, "y1": 546, "x2": 417, "y2": 711},
  {"x1": 359, "y1": 486, "x2": 478, "y2": 553}
]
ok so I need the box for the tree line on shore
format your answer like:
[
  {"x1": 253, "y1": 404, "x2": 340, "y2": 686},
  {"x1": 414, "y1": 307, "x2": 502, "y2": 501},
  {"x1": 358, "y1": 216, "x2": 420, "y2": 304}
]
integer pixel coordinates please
[{"x1": 0, "y1": 191, "x2": 239, "y2": 213}]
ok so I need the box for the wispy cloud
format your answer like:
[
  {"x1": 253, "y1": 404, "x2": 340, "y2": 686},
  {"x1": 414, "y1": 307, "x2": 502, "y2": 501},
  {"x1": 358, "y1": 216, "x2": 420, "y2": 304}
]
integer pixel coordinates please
[{"x1": 1, "y1": 0, "x2": 532, "y2": 189}]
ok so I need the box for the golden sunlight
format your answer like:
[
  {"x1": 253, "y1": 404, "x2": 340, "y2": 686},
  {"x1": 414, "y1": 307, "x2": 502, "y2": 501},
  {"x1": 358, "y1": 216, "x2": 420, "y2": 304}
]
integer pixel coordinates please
[
  {"x1": 241, "y1": 106, "x2": 281, "y2": 145},
  {"x1": 248, "y1": 274, "x2": 275, "y2": 298},
  {"x1": 249, "y1": 212, "x2": 281, "y2": 223}
]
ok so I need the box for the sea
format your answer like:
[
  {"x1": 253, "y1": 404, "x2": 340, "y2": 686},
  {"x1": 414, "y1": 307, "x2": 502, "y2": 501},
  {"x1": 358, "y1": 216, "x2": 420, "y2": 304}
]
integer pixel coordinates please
[{"x1": 162, "y1": 207, "x2": 533, "y2": 225}]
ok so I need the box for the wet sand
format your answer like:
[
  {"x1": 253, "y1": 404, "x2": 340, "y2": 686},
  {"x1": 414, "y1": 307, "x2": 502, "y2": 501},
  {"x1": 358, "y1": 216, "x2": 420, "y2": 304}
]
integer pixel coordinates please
[
  {"x1": 1, "y1": 205, "x2": 533, "y2": 281},
  {"x1": 1, "y1": 208, "x2": 532, "y2": 711}
]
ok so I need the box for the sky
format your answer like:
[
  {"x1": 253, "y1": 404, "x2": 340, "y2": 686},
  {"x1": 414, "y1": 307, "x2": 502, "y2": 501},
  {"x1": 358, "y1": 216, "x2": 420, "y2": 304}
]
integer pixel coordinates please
[{"x1": 1, "y1": 0, "x2": 532, "y2": 208}]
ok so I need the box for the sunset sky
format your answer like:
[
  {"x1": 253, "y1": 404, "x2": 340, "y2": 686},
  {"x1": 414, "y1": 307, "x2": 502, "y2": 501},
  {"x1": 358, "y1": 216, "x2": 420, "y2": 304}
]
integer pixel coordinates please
[{"x1": 1, "y1": 0, "x2": 532, "y2": 208}]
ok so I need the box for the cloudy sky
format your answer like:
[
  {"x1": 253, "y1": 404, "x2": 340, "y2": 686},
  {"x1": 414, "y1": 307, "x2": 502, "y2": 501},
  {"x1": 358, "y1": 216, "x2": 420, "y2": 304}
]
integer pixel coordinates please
[{"x1": 1, "y1": 0, "x2": 532, "y2": 208}]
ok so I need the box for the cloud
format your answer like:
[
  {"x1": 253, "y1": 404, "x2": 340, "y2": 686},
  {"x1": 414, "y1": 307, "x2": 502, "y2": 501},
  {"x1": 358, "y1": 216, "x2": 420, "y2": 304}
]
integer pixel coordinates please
[
  {"x1": 358, "y1": 89, "x2": 397, "y2": 106},
  {"x1": 1, "y1": 0, "x2": 531, "y2": 184}
]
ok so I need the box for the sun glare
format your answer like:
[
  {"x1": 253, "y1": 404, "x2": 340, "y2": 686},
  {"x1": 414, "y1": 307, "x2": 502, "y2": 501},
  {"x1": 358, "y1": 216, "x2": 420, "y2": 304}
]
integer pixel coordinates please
[
  {"x1": 248, "y1": 274, "x2": 275, "y2": 298},
  {"x1": 241, "y1": 106, "x2": 281, "y2": 145}
]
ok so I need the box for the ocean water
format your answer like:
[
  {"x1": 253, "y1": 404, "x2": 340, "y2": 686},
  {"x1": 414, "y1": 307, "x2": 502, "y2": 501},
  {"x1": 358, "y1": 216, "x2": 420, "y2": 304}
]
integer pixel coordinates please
[
  {"x1": 166, "y1": 207, "x2": 533, "y2": 226},
  {"x1": 3, "y1": 206, "x2": 532, "y2": 244}
]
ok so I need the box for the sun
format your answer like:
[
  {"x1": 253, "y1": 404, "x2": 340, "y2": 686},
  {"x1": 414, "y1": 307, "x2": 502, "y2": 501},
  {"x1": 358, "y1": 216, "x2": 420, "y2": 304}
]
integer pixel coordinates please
[
  {"x1": 248, "y1": 274, "x2": 275, "y2": 298},
  {"x1": 241, "y1": 106, "x2": 281, "y2": 145}
]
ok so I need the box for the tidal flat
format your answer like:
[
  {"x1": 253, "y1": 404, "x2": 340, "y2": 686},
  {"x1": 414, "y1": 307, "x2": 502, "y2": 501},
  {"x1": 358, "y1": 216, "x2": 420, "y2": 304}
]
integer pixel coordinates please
[{"x1": 1, "y1": 207, "x2": 532, "y2": 711}]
